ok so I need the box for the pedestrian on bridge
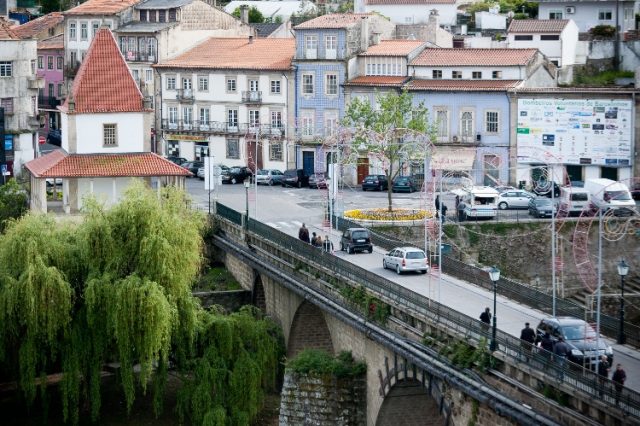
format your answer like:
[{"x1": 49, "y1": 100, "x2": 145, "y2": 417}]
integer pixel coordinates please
[
  {"x1": 537, "y1": 332, "x2": 554, "y2": 361},
  {"x1": 553, "y1": 336, "x2": 571, "y2": 380},
  {"x1": 612, "y1": 364, "x2": 626, "y2": 405},
  {"x1": 597, "y1": 355, "x2": 610, "y2": 397},
  {"x1": 479, "y1": 307, "x2": 491, "y2": 335},
  {"x1": 311, "y1": 232, "x2": 321, "y2": 247},
  {"x1": 519, "y1": 322, "x2": 536, "y2": 361},
  {"x1": 322, "y1": 235, "x2": 334, "y2": 254},
  {"x1": 298, "y1": 223, "x2": 310, "y2": 244}
]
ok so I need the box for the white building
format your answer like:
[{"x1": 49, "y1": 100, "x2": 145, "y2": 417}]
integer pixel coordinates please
[
  {"x1": 475, "y1": 9, "x2": 506, "y2": 31},
  {"x1": 0, "y1": 17, "x2": 43, "y2": 177},
  {"x1": 155, "y1": 37, "x2": 295, "y2": 171},
  {"x1": 25, "y1": 28, "x2": 188, "y2": 213},
  {"x1": 224, "y1": 0, "x2": 317, "y2": 23},
  {"x1": 355, "y1": 0, "x2": 459, "y2": 27},
  {"x1": 507, "y1": 19, "x2": 579, "y2": 68},
  {"x1": 537, "y1": 0, "x2": 637, "y2": 33}
]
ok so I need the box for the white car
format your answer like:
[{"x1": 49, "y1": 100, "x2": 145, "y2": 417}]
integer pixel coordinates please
[
  {"x1": 255, "y1": 169, "x2": 284, "y2": 186},
  {"x1": 497, "y1": 190, "x2": 535, "y2": 210},
  {"x1": 383, "y1": 247, "x2": 429, "y2": 275}
]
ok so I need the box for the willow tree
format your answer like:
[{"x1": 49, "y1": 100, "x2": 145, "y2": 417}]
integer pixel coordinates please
[{"x1": 342, "y1": 90, "x2": 435, "y2": 212}]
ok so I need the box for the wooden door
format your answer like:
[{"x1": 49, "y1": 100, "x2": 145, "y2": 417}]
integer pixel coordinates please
[
  {"x1": 246, "y1": 140, "x2": 263, "y2": 172},
  {"x1": 357, "y1": 158, "x2": 369, "y2": 184}
]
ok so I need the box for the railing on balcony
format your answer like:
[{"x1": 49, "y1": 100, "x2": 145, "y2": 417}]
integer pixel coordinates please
[
  {"x1": 162, "y1": 119, "x2": 284, "y2": 137},
  {"x1": 241, "y1": 91, "x2": 262, "y2": 103},
  {"x1": 38, "y1": 96, "x2": 60, "y2": 109},
  {"x1": 176, "y1": 88, "x2": 194, "y2": 103},
  {"x1": 123, "y1": 51, "x2": 157, "y2": 63}
]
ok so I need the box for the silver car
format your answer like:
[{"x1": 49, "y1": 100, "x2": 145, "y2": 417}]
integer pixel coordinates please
[
  {"x1": 497, "y1": 190, "x2": 535, "y2": 210},
  {"x1": 255, "y1": 169, "x2": 284, "y2": 186},
  {"x1": 383, "y1": 247, "x2": 429, "y2": 275}
]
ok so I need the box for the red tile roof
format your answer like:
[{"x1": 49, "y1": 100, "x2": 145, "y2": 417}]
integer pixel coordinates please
[
  {"x1": 62, "y1": 28, "x2": 144, "y2": 114},
  {"x1": 13, "y1": 12, "x2": 64, "y2": 39},
  {"x1": 360, "y1": 39, "x2": 425, "y2": 56},
  {"x1": 345, "y1": 76, "x2": 409, "y2": 87},
  {"x1": 294, "y1": 13, "x2": 372, "y2": 29},
  {"x1": 410, "y1": 48, "x2": 538, "y2": 66},
  {"x1": 366, "y1": 0, "x2": 455, "y2": 4},
  {"x1": 0, "y1": 17, "x2": 20, "y2": 40},
  {"x1": 38, "y1": 34, "x2": 64, "y2": 50},
  {"x1": 508, "y1": 19, "x2": 569, "y2": 33},
  {"x1": 65, "y1": 0, "x2": 142, "y2": 15},
  {"x1": 25, "y1": 151, "x2": 191, "y2": 178},
  {"x1": 155, "y1": 38, "x2": 295, "y2": 71},
  {"x1": 406, "y1": 79, "x2": 523, "y2": 91}
]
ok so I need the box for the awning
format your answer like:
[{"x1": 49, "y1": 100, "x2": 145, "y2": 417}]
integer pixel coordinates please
[{"x1": 431, "y1": 148, "x2": 476, "y2": 171}]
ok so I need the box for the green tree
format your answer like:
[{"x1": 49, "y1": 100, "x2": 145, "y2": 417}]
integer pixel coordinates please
[
  {"x1": 342, "y1": 90, "x2": 434, "y2": 212},
  {"x1": 0, "y1": 179, "x2": 28, "y2": 233},
  {"x1": 232, "y1": 6, "x2": 265, "y2": 23}
]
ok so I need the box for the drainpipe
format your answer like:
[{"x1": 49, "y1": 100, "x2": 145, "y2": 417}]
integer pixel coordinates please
[
  {"x1": 293, "y1": 63, "x2": 299, "y2": 168},
  {"x1": 614, "y1": 0, "x2": 620, "y2": 70}
]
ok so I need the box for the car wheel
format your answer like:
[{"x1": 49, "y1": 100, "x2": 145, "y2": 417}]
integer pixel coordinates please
[
  {"x1": 347, "y1": 245, "x2": 353, "y2": 254},
  {"x1": 231, "y1": 177, "x2": 237, "y2": 184},
  {"x1": 368, "y1": 247, "x2": 373, "y2": 254},
  {"x1": 340, "y1": 242, "x2": 344, "y2": 251},
  {"x1": 268, "y1": 180, "x2": 273, "y2": 186},
  {"x1": 396, "y1": 264, "x2": 401, "y2": 275},
  {"x1": 498, "y1": 202, "x2": 508, "y2": 210},
  {"x1": 382, "y1": 259, "x2": 387, "y2": 269},
  {"x1": 362, "y1": 187, "x2": 367, "y2": 191},
  {"x1": 297, "y1": 181, "x2": 302, "y2": 188},
  {"x1": 420, "y1": 270, "x2": 427, "y2": 274},
  {"x1": 378, "y1": 184, "x2": 384, "y2": 191}
]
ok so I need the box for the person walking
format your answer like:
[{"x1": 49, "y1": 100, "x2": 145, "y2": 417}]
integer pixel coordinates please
[
  {"x1": 520, "y1": 322, "x2": 536, "y2": 361},
  {"x1": 457, "y1": 201, "x2": 466, "y2": 222},
  {"x1": 597, "y1": 355, "x2": 610, "y2": 397},
  {"x1": 314, "y1": 233, "x2": 323, "y2": 247},
  {"x1": 612, "y1": 364, "x2": 627, "y2": 405},
  {"x1": 322, "y1": 235, "x2": 334, "y2": 253},
  {"x1": 537, "y1": 332, "x2": 554, "y2": 361},
  {"x1": 311, "y1": 232, "x2": 320, "y2": 247},
  {"x1": 553, "y1": 336, "x2": 571, "y2": 380},
  {"x1": 298, "y1": 223, "x2": 310, "y2": 244},
  {"x1": 479, "y1": 307, "x2": 491, "y2": 334}
]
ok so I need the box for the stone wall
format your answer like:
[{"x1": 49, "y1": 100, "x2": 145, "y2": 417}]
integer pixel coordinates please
[
  {"x1": 279, "y1": 372, "x2": 367, "y2": 426},
  {"x1": 193, "y1": 289, "x2": 251, "y2": 311}
]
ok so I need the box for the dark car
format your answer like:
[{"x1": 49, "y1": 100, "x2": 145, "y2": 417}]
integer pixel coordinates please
[
  {"x1": 362, "y1": 174, "x2": 388, "y2": 191},
  {"x1": 46, "y1": 129, "x2": 61, "y2": 147},
  {"x1": 528, "y1": 198, "x2": 556, "y2": 218},
  {"x1": 282, "y1": 169, "x2": 309, "y2": 188},
  {"x1": 167, "y1": 156, "x2": 188, "y2": 166},
  {"x1": 535, "y1": 317, "x2": 613, "y2": 369},
  {"x1": 340, "y1": 228, "x2": 373, "y2": 254},
  {"x1": 221, "y1": 166, "x2": 253, "y2": 184},
  {"x1": 392, "y1": 176, "x2": 416, "y2": 193},
  {"x1": 533, "y1": 181, "x2": 561, "y2": 198},
  {"x1": 182, "y1": 161, "x2": 203, "y2": 176},
  {"x1": 309, "y1": 172, "x2": 328, "y2": 189},
  {"x1": 631, "y1": 181, "x2": 640, "y2": 201}
]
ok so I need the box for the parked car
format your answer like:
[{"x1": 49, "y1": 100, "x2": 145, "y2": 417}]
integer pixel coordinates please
[
  {"x1": 392, "y1": 176, "x2": 416, "y2": 193},
  {"x1": 528, "y1": 198, "x2": 556, "y2": 218},
  {"x1": 197, "y1": 164, "x2": 229, "y2": 181},
  {"x1": 308, "y1": 172, "x2": 328, "y2": 189},
  {"x1": 340, "y1": 228, "x2": 373, "y2": 254},
  {"x1": 493, "y1": 185, "x2": 516, "y2": 194},
  {"x1": 533, "y1": 181, "x2": 561, "y2": 198},
  {"x1": 383, "y1": 247, "x2": 429, "y2": 275},
  {"x1": 221, "y1": 166, "x2": 253, "y2": 184},
  {"x1": 535, "y1": 317, "x2": 613, "y2": 369},
  {"x1": 282, "y1": 169, "x2": 309, "y2": 188},
  {"x1": 167, "y1": 156, "x2": 187, "y2": 166},
  {"x1": 46, "y1": 129, "x2": 61, "y2": 147},
  {"x1": 362, "y1": 175, "x2": 388, "y2": 191},
  {"x1": 255, "y1": 169, "x2": 284, "y2": 186},
  {"x1": 182, "y1": 161, "x2": 203, "y2": 176},
  {"x1": 497, "y1": 190, "x2": 535, "y2": 210}
]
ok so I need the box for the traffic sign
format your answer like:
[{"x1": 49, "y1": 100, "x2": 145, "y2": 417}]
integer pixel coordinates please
[{"x1": 38, "y1": 135, "x2": 46, "y2": 144}]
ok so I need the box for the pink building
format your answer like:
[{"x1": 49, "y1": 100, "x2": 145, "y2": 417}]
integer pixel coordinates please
[{"x1": 37, "y1": 34, "x2": 64, "y2": 139}]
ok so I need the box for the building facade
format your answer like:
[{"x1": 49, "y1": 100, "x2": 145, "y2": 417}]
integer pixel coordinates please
[
  {"x1": 36, "y1": 34, "x2": 64, "y2": 138},
  {"x1": 507, "y1": 19, "x2": 579, "y2": 69},
  {"x1": 537, "y1": 0, "x2": 637, "y2": 34},
  {"x1": 354, "y1": 0, "x2": 458, "y2": 27}
]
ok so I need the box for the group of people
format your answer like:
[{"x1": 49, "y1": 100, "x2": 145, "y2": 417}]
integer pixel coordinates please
[{"x1": 298, "y1": 223, "x2": 334, "y2": 253}]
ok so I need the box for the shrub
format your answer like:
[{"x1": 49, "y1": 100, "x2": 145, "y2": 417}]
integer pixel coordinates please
[
  {"x1": 286, "y1": 350, "x2": 366, "y2": 378},
  {"x1": 589, "y1": 25, "x2": 616, "y2": 38}
]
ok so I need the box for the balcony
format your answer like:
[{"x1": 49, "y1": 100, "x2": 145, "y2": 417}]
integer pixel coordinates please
[
  {"x1": 123, "y1": 51, "x2": 157, "y2": 63},
  {"x1": 28, "y1": 76, "x2": 45, "y2": 90},
  {"x1": 64, "y1": 62, "x2": 80, "y2": 79},
  {"x1": 241, "y1": 91, "x2": 262, "y2": 104},
  {"x1": 176, "y1": 88, "x2": 194, "y2": 103},
  {"x1": 435, "y1": 135, "x2": 481, "y2": 146},
  {"x1": 28, "y1": 115, "x2": 41, "y2": 130},
  {"x1": 161, "y1": 119, "x2": 284, "y2": 138},
  {"x1": 39, "y1": 96, "x2": 61, "y2": 109}
]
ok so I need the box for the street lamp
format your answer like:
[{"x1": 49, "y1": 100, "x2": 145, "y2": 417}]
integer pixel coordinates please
[
  {"x1": 488, "y1": 266, "x2": 500, "y2": 351},
  {"x1": 244, "y1": 179, "x2": 250, "y2": 229},
  {"x1": 617, "y1": 259, "x2": 629, "y2": 344}
]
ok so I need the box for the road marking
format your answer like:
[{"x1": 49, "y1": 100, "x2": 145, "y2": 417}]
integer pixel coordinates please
[{"x1": 291, "y1": 220, "x2": 303, "y2": 228}]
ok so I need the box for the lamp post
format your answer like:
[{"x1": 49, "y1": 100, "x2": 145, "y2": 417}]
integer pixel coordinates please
[
  {"x1": 617, "y1": 259, "x2": 629, "y2": 344},
  {"x1": 244, "y1": 179, "x2": 250, "y2": 229},
  {"x1": 488, "y1": 266, "x2": 500, "y2": 351}
]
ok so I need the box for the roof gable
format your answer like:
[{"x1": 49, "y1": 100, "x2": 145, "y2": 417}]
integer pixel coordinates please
[
  {"x1": 63, "y1": 27, "x2": 144, "y2": 114},
  {"x1": 410, "y1": 48, "x2": 538, "y2": 67}
]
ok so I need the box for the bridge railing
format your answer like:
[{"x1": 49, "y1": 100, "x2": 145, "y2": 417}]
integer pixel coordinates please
[{"x1": 213, "y1": 204, "x2": 640, "y2": 418}]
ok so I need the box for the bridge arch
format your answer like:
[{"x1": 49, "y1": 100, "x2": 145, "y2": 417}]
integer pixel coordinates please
[
  {"x1": 287, "y1": 300, "x2": 334, "y2": 357},
  {"x1": 252, "y1": 274, "x2": 266, "y2": 312},
  {"x1": 376, "y1": 378, "x2": 444, "y2": 426}
]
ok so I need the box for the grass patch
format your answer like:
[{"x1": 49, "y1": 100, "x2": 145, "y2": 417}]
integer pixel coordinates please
[
  {"x1": 286, "y1": 350, "x2": 366, "y2": 378},
  {"x1": 572, "y1": 70, "x2": 634, "y2": 86},
  {"x1": 194, "y1": 265, "x2": 241, "y2": 291}
]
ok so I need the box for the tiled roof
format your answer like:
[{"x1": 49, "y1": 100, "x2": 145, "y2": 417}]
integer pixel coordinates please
[
  {"x1": 345, "y1": 76, "x2": 409, "y2": 87},
  {"x1": 65, "y1": 0, "x2": 142, "y2": 16},
  {"x1": 155, "y1": 38, "x2": 295, "y2": 70},
  {"x1": 360, "y1": 39, "x2": 425, "y2": 56},
  {"x1": 136, "y1": 0, "x2": 192, "y2": 9},
  {"x1": 62, "y1": 28, "x2": 144, "y2": 114},
  {"x1": 508, "y1": 19, "x2": 569, "y2": 33},
  {"x1": 25, "y1": 151, "x2": 191, "y2": 178},
  {"x1": 38, "y1": 34, "x2": 64, "y2": 50},
  {"x1": 294, "y1": 13, "x2": 371, "y2": 29},
  {"x1": 410, "y1": 48, "x2": 538, "y2": 66},
  {"x1": 13, "y1": 12, "x2": 64, "y2": 39},
  {"x1": 406, "y1": 79, "x2": 523, "y2": 91},
  {"x1": 366, "y1": 0, "x2": 455, "y2": 4},
  {"x1": 251, "y1": 23, "x2": 281, "y2": 37},
  {"x1": 0, "y1": 17, "x2": 20, "y2": 40},
  {"x1": 118, "y1": 21, "x2": 178, "y2": 33}
]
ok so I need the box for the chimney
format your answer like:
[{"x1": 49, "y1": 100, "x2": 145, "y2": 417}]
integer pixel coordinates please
[
  {"x1": 428, "y1": 9, "x2": 439, "y2": 26},
  {"x1": 240, "y1": 5, "x2": 249, "y2": 24},
  {"x1": 371, "y1": 31, "x2": 381, "y2": 45},
  {"x1": 248, "y1": 35, "x2": 254, "y2": 44}
]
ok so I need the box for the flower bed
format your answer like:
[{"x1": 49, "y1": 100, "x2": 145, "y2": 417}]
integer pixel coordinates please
[{"x1": 344, "y1": 208, "x2": 432, "y2": 223}]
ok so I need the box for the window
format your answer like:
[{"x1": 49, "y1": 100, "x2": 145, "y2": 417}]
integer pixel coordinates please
[
  {"x1": 325, "y1": 35, "x2": 337, "y2": 50},
  {"x1": 140, "y1": 10, "x2": 148, "y2": 21},
  {"x1": 325, "y1": 73, "x2": 338, "y2": 95},
  {"x1": 37, "y1": 56, "x2": 43, "y2": 69},
  {"x1": 324, "y1": 111, "x2": 338, "y2": 136},
  {"x1": 183, "y1": 107, "x2": 192, "y2": 124},
  {"x1": 625, "y1": 8, "x2": 634, "y2": 20},
  {"x1": 271, "y1": 110, "x2": 282, "y2": 128},
  {"x1": 47, "y1": 56, "x2": 54, "y2": 70},
  {"x1": 460, "y1": 111, "x2": 474, "y2": 138},
  {"x1": 81, "y1": 22, "x2": 88, "y2": 40},
  {"x1": 270, "y1": 79, "x2": 281, "y2": 94},
  {"x1": 514, "y1": 35, "x2": 533, "y2": 41},
  {"x1": 103, "y1": 124, "x2": 117, "y2": 146},
  {"x1": 541, "y1": 35, "x2": 560, "y2": 41},
  {"x1": 302, "y1": 74, "x2": 314, "y2": 95},
  {"x1": 452, "y1": 71, "x2": 462, "y2": 79},
  {"x1": 432, "y1": 70, "x2": 442, "y2": 79},
  {"x1": 549, "y1": 10, "x2": 563, "y2": 20},
  {"x1": 435, "y1": 109, "x2": 448, "y2": 139},
  {"x1": 145, "y1": 69, "x2": 152, "y2": 82},
  {"x1": 169, "y1": 9, "x2": 177, "y2": 21},
  {"x1": 485, "y1": 111, "x2": 499, "y2": 133},
  {"x1": 92, "y1": 22, "x2": 99, "y2": 38},
  {"x1": 57, "y1": 83, "x2": 62, "y2": 97},
  {"x1": 199, "y1": 107, "x2": 209, "y2": 123},
  {"x1": 159, "y1": 10, "x2": 166, "y2": 22},
  {"x1": 182, "y1": 77, "x2": 192, "y2": 90},
  {"x1": 472, "y1": 71, "x2": 482, "y2": 79},
  {"x1": 598, "y1": 10, "x2": 612, "y2": 20},
  {"x1": 248, "y1": 78, "x2": 259, "y2": 92},
  {"x1": 48, "y1": 83, "x2": 54, "y2": 97},
  {"x1": 301, "y1": 111, "x2": 314, "y2": 136},
  {"x1": 147, "y1": 38, "x2": 156, "y2": 60},
  {"x1": 492, "y1": 71, "x2": 502, "y2": 79},
  {"x1": 132, "y1": 69, "x2": 139, "y2": 82},
  {"x1": 305, "y1": 35, "x2": 318, "y2": 50},
  {"x1": 249, "y1": 110, "x2": 260, "y2": 126},
  {"x1": 198, "y1": 76, "x2": 208, "y2": 91},
  {"x1": 226, "y1": 139, "x2": 240, "y2": 159},
  {"x1": 226, "y1": 77, "x2": 236, "y2": 92},
  {"x1": 168, "y1": 106, "x2": 178, "y2": 124},
  {"x1": 227, "y1": 109, "x2": 238, "y2": 127},
  {"x1": 0, "y1": 62, "x2": 12, "y2": 77},
  {"x1": 166, "y1": 76, "x2": 176, "y2": 90},
  {"x1": 270, "y1": 141, "x2": 283, "y2": 161},
  {"x1": 69, "y1": 22, "x2": 76, "y2": 40},
  {"x1": 149, "y1": 11, "x2": 156, "y2": 22},
  {"x1": 57, "y1": 56, "x2": 63, "y2": 69},
  {"x1": 1, "y1": 98, "x2": 13, "y2": 114},
  {"x1": 70, "y1": 51, "x2": 77, "y2": 65}
]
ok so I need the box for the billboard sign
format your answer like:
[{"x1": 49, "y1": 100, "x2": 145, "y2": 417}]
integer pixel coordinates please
[{"x1": 516, "y1": 98, "x2": 633, "y2": 166}]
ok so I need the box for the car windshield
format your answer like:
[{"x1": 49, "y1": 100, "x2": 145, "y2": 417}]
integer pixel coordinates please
[
  {"x1": 535, "y1": 199, "x2": 552, "y2": 206},
  {"x1": 562, "y1": 323, "x2": 597, "y2": 340},
  {"x1": 364, "y1": 176, "x2": 377, "y2": 181},
  {"x1": 571, "y1": 193, "x2": 589, "y2": 201},
  {"x1": 605, "y1": 190, "x2": 631, "y2": 201},
  {"x1": 396, "y1": 178, "x2": 409, "y2": 183},
  {"x1": 352, "y1": 231, "x2": 368, "y2": 239},
  {"x1": 257, "y1": 170, "x2": 268, "y2": 175},
  {"x1": 230, "y1": 167, "x2": 241, "y2": 173},
  {"x1": 406, "y1": 251, "x2": 425, "y2": 259},
  {"x1": 284, "y1": 170, "x2": 297, "y2": 177}
]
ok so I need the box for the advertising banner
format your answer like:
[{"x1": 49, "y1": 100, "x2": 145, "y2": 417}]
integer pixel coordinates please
[
  {"x1": 516, "y1": 98, "x2": 633, "y2": 166},
  {"x1": 431, "y1": 148, "x2": 476, "y2": 171}
]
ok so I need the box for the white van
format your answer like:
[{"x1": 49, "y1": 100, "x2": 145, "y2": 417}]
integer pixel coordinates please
[
  {"x1": 558, "y1": 186, "x2": 591, "y2": 215},
  {"x1": 584, "y1": 178, "x2": 636, "y2": 215},
  {"x1": 452, "y1": 186, "x2": 499, "y2": 220}
]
